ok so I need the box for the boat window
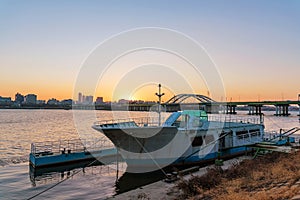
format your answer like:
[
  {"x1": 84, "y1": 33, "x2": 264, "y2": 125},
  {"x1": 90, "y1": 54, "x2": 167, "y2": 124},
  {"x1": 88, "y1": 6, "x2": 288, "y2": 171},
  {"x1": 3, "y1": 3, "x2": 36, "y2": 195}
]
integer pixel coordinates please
[
  {"x1": 192, "y1": 118, "x2": 203, "y2": 128},
  {"x1": 192, "y1": 136, "x2": 203, "y2": 147},
  {"x1": 249, "y1": 129, "x2": 260, "y2": 137},
  {"x1": 236, "y1": 130, "x2": 250, "y2": 139},
  {"x1": 236, "y1": 130, "x2": 248, "y2": 135},
  {"x1": 249, "y1": 129, "x2": 260, "y2": 133}
]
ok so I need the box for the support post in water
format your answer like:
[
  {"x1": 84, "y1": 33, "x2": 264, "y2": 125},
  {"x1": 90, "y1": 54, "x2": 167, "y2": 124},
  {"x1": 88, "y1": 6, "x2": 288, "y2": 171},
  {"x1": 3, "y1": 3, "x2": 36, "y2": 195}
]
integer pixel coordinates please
[
  {"x1": 116, "y1": 147, "x2": 119, "y2": 180},
  {"x1": 298, "y1": 94, "x2": 300, "y2": 122},
  {"x1": 155, "y1": 84, "x2": 165, "y2": 126}
]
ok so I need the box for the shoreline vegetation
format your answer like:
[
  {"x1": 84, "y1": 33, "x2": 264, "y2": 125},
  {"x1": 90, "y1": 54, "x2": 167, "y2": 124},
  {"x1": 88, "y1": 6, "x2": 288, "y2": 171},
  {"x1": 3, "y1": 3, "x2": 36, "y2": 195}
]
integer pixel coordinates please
[{"x1": 176, "y1": 152, "x2": 300, "y2": 200}]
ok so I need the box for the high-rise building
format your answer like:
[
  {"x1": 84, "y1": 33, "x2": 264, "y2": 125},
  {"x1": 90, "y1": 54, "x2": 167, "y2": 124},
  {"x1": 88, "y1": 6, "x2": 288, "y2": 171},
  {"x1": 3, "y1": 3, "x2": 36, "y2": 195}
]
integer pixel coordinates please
[
  {"x1": 84, "y1": 95, "x2": 93, "y2": 104},
  {"x1": 78, "y1": 92, "x2": 82, "y2": 103},
  {"x1": 77, "y1": 92, "x2": 94, "y2": 105},
  {"x1": 96, "y1": 97, "x2": 104, "y2": 104},
  {"x1": 15, "y1": 93, "x2": 24, "y2": 104},
  {"x1": 24, "y1": 94, "x2": 37, "y2": 104}
]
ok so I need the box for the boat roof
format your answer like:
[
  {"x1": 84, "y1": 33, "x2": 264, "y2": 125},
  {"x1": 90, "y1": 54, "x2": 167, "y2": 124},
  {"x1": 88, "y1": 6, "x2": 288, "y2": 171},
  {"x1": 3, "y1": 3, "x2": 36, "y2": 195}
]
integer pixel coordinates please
[
  {"x1": 181, "y1": 110, "x2": 208, "y2": 118},
  {"x1": 163, "y1": 110, "x2": 208, "y2": 126}
]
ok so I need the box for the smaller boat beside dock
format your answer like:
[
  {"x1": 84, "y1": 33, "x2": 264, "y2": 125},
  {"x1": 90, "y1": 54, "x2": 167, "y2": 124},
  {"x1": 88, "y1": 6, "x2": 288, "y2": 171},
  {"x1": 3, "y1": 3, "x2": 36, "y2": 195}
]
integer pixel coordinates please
[{"x1": 29, "y1": 139, "x2": 118, "y2": 170}]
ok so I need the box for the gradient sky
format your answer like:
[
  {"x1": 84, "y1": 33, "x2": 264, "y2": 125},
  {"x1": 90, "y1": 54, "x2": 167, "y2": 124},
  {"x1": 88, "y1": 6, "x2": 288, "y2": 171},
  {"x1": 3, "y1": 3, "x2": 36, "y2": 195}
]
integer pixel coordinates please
[{"x1": 1, "y1": 0, "x2": 299, "y2": 102}]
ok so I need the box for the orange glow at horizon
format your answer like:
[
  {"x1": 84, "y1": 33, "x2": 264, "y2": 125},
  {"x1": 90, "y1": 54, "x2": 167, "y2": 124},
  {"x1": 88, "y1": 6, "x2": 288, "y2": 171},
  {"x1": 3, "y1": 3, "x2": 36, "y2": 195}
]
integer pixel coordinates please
[
  {"x1": 2, "y1": 84, "x2": 299, "y2": 102},
  {"x1": 128, "y1": 84, "x2": 176, "y2": 103}
]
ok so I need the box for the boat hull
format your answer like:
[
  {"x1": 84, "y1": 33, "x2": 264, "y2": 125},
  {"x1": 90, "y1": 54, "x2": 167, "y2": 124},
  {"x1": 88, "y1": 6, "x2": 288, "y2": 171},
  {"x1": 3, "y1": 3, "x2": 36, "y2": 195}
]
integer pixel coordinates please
[{"x1": 124, "y1": 146, "x2": 252, "y2": 172}]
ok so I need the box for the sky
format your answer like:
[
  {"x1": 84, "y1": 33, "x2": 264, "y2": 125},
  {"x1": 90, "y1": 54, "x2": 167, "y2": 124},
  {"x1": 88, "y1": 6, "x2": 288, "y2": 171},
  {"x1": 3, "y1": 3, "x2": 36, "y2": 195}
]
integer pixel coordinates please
[{"x1": 1, "y1": 0, "x2": 300, "y2": 102}]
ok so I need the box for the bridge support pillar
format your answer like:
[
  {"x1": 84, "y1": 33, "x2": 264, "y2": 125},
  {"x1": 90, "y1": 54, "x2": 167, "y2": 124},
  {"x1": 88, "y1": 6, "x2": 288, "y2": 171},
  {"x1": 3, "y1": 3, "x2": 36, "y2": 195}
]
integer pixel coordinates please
[
  {"x1": 298, "y1": 104, "x2": 300, "y2": 122},
  {"x1": 226, "y1": 105, "x2": 237, "y2": 114},
  {"x1": 165, "y1": 104, "x2": 181, "y2": 112},
  {"x1": 274, "y1": 104, "x2": 290, "y2": 116},
  {"x1": 248, "y1": 106, "x2": 253, "y2": 115},
  {"x1": 248, "y1": 105, "x2": 262, "y2": 115},
  {"x1": 205, "y1": 104, "x2": 220, "y2": 114}
]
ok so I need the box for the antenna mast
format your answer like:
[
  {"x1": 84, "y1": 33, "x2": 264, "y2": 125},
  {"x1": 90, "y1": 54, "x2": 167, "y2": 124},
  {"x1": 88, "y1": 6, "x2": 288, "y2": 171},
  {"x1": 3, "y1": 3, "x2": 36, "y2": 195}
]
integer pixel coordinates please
[{"x1": 155, "y1": 84, "x2": 165, "y2": 126}]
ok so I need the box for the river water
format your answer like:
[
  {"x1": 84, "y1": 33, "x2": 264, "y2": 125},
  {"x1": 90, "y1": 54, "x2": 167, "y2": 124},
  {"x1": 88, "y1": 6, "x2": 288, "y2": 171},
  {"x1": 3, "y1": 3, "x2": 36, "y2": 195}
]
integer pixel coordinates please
[{"x1": 0, "y1": 109, "x2": 299, "y2": 199}]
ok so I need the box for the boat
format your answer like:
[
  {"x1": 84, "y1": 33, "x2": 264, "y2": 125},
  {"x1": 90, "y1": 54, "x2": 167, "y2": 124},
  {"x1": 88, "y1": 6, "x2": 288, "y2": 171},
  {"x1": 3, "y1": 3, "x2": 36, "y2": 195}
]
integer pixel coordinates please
[
  {"x1": 92, "y1": 110, "x2": 265, "y2": 173},
  {"x1": 29, "y1": 139, "x2": 118, "y2": 169}
]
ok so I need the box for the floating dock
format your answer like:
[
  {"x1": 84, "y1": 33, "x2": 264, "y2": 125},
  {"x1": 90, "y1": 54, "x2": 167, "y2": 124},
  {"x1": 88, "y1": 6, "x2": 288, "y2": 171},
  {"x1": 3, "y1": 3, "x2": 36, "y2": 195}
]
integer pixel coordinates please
[{"x1": 29, "y1": 139, "x2": 119, "y2": 168}]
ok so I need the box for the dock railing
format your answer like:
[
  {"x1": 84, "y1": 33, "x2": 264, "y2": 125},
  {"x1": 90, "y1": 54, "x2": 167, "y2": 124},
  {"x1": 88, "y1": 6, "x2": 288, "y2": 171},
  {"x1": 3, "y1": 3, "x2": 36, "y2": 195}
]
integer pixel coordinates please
[{"x1": 31, "y1": 138, "x2": 114, "y2": 156}]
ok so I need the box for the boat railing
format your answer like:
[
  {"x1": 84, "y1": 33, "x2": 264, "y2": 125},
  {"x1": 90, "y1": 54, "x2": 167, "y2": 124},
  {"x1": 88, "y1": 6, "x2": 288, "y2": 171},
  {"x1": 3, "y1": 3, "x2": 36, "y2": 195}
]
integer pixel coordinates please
[
  {"x1": 31, "y1": 138, "x2": 114, "y2": 156},
  {"x1": 234, "y1": 131, "x2": 263, "y2": 146},
  {"x1": 208, "y1": 115, "x2": 262, "y2": 125},
  {"x1": 93, "y1": 115, "x2": 263, "y2": 129},
  {"x1": 94, "y1": 117, "x2": 165, "y2": 128}
]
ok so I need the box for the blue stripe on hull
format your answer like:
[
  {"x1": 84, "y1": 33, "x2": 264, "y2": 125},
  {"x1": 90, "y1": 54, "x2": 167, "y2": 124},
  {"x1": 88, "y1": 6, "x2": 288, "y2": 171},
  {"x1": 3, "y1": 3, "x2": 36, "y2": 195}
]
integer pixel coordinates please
[
  {"x1": 125, "y1": 146, "x2": 250, "y2": 169},
  {"x1": 180, "y1": 146, "x2": 249, "y2": 163}
]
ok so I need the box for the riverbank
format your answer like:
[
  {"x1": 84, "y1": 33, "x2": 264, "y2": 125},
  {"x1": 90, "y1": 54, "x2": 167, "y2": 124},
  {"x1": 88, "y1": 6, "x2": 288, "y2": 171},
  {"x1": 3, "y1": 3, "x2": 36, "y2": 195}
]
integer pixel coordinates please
[
  {"x1": 110, "y1": 152, "x2": 300, "y2": 200},
  {"x1": 110, "y1": 156, "x2": 249, "y2": 200}
]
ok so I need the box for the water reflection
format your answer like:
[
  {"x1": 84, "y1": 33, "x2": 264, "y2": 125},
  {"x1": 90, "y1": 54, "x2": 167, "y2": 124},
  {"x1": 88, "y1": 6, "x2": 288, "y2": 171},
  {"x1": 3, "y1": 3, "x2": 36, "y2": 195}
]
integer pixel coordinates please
[
  {"x1": 29, "y1": 161, "x2": 126, "y2": 186},
  {"x1": 115, "y1": 170, "x2": 167, "y2": 194},
  {"x1": 29, "y1": 160, "x2": 173, "y2": 196}
]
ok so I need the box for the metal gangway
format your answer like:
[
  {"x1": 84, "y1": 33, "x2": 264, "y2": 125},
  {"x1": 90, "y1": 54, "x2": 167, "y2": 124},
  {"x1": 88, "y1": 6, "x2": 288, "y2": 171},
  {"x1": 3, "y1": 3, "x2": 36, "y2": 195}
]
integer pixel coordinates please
[
  {"x1": 270, "y1": 127, "x2": 300, "y2": 141},
  {"x1": 252, "y1": 127, "x2": 300, "y2": 158}
]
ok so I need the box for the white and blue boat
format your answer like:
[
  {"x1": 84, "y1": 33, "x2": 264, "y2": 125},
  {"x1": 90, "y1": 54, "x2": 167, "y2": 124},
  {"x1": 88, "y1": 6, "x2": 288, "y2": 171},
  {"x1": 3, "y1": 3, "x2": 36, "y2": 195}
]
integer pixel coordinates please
[{"x1": 92, "y1": 110, "x2": 265, "y2": 173}]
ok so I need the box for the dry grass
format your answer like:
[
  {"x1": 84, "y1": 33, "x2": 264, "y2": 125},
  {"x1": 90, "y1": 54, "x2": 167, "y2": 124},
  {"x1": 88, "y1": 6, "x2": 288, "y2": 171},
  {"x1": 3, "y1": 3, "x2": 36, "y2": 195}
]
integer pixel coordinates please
[{"x1": 176, "y1": 151, "x2": 300, "y2": 200}]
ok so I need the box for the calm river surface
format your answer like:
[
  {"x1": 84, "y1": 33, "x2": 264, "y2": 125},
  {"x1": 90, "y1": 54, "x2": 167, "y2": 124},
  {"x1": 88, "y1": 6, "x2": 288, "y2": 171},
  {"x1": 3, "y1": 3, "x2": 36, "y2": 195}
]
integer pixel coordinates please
[{"x1": 0, "y1": 109, "x2": 299, "y2": 199}]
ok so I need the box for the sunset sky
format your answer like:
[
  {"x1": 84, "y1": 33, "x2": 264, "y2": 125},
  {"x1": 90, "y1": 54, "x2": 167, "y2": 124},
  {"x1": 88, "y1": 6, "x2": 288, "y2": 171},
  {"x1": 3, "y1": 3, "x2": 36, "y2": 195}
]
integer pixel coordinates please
[{"x1": 1, "y1": 0, "x2": 299, "y2": 102}]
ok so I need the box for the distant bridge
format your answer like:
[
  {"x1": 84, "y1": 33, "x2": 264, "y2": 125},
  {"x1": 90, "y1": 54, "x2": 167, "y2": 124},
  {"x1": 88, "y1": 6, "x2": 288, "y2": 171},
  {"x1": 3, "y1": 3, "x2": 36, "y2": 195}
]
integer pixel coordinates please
[
  {"x1": 126, "y1": 94, "x2": 300, "y2": 116},
  {"x1": 165, "y1": 94, "x2": 216, "y2": 104}
]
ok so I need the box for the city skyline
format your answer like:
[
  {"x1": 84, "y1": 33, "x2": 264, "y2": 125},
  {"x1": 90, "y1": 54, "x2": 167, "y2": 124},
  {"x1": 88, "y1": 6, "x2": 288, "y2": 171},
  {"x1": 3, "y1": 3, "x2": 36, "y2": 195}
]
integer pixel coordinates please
[
  {"x1": 0, "y1": 91, "x2": 155, "y2": 104},
  {"x1": 1, "y1": 90, "x2": 300, "y2": 105},
  {"x1": 1, "y1": 1, "x2": 300, "y2": 101}
]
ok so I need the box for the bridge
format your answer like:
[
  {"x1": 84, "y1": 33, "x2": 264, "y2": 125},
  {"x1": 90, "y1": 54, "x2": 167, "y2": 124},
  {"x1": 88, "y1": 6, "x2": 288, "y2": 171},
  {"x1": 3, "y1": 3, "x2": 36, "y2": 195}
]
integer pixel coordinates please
[
  {"x1": 127, "y1": 94, "x2": 300, "y2": 116},
  {"x1": 165, "y1": 94, "x2": 216, "y2": 104}
]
